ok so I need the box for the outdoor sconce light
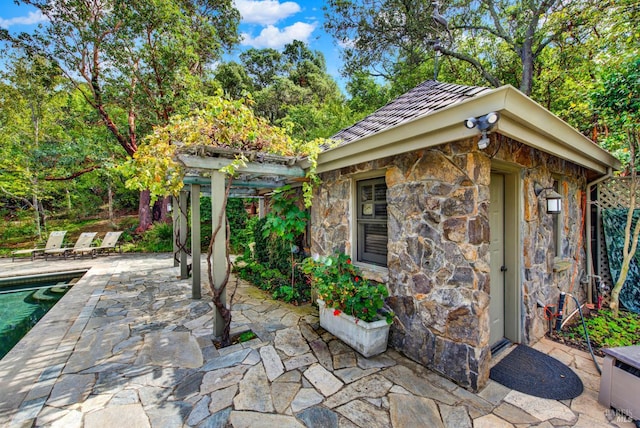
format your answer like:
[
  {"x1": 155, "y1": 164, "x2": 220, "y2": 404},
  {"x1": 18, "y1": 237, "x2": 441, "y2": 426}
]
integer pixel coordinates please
[
  {"x1": 534, "y1": 182, "x2": 562, "y2": 214},
  {"x1": 464, "y1": 112, "x2": 500, "y2": 150}
]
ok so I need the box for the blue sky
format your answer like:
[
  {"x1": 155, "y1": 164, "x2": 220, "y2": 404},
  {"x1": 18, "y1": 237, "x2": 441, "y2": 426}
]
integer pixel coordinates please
[{"x1": 0, "y1": 0, "x2": 346, "y2": 89}]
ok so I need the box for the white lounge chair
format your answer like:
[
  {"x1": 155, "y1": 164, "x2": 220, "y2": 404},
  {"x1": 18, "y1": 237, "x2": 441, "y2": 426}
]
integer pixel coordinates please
[
  {"x1": 12, "y1": 231, "x2": 67, "y2": 262},
  {"x1": 73, "y1": 231, "x2": 123, "y2": 258},
  {"x1": 45, "y1": 232, "x2": 97, "y2": 260}
]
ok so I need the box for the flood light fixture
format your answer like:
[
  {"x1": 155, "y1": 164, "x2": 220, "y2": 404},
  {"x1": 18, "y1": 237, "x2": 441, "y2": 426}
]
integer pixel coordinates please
[{"x1": 463, "y1": 112, "x2": 500, "y2": 150}]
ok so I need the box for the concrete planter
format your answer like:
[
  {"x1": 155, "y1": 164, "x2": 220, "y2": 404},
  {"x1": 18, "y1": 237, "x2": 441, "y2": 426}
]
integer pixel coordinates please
[{"x1": 317, "y1": 299, "x2": 390, "y2": 357}]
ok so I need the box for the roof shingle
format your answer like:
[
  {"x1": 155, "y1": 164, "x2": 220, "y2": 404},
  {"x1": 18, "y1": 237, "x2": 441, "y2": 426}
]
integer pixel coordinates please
[{"x1": 331, "y1": 80, "x2": 490, "y2": 147}]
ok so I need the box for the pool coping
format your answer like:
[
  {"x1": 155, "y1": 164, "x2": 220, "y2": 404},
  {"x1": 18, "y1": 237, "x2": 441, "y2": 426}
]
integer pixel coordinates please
[
  {"x1": 0, "y1": 269, "x2": 89, "y2": 288},
  {"x1": 0, "y1": 262, "x2": 113, "y2": 425}
]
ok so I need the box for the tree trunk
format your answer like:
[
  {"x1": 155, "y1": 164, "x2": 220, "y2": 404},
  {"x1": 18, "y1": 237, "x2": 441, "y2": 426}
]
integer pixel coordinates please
[
  {"x1": 520, "y1": 41, "x2": 534, "y2": 96},
  {"x1": 66, "y1": 188, "x2": 72, "y2": 211},
  {"x1": 152, "y1": 197, "x2": 170, "y2": 223},
  {"x1": 32, "y1": 192, "x2": 42, "y2": 241},
  {"x1": 159, "y1": 196, "x2": 171, "y2": 223},
  {"x1": 138, "y1": 190, "x2": 153, "y2": 232},
  {"x1": 108, "y1": 183, "x2": 114, "y2": 222}
]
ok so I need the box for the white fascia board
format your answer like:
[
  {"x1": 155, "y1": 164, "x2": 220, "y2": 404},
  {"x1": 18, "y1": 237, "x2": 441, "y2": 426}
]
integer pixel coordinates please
[
  {"x1": 500, "y1": 87, "x2": 621, "y2": 171},
  {"x1": 314, "y1": 85, "x2": 620, "y2": 175}
]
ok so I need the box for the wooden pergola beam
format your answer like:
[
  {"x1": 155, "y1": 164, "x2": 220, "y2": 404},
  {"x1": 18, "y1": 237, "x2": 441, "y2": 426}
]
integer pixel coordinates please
[
  {"x1": 177, "y1": 154, "x2": 305, "y2": 178},
  {"x1": 183, "y1": 175, "x2": 284, "y2": 189}
]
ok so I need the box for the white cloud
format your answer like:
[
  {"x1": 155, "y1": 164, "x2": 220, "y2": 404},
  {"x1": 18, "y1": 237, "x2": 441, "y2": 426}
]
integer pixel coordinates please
[
  {"x1": 235, "y1": 0, "x2": 300, "y2": 25},
  {"x1": 241, "y1": 22, "x2": 316, "y2": 49},
  {"x1": 0, "y1": 10, "x2": 47, "y2": 29}
]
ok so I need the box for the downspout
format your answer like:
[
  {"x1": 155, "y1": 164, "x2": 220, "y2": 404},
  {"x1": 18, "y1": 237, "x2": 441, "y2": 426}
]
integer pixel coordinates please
[{"x1": 586, "y1": 167, "x2": 613, "y2": 304}]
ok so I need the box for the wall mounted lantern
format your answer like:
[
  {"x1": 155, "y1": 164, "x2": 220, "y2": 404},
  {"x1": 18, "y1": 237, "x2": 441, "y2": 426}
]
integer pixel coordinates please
[
  {"x1": 464, "y1": 111, "x2": 500, "y2": 149},
  {"x1": 534, "y1": 182, "x2": 562, "y2": 214}
]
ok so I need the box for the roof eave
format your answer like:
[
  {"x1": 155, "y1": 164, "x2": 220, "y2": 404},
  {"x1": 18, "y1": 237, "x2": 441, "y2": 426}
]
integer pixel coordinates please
[{"x1": 309, "y1": 85, "x2": 620, "y2": 175}]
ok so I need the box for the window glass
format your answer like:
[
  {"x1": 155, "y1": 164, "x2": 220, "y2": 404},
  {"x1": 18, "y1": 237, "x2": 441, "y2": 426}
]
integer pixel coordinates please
[{"x1": 357, "y1": 177, "x2": 388, "y2": 266}]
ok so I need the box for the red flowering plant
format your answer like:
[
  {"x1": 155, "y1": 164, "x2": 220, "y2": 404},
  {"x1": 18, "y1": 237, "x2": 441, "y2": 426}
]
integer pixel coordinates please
[{"x1": 301, "y1": 252, "x2": 393, "y2": 324}]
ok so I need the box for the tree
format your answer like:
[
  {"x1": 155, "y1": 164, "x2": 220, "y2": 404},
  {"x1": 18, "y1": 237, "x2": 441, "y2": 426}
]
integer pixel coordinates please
[
  {"x1": 2, "y1": 0, "x2": 240, "y2": 231},
  {"x1": 345, "y1": 72, "x2": 390, "y2": 117},
  {"x1": 240, "y1": 48, "x2": 284, "y2": 91},
  {"x1": 236, "y1": 41, "x2": 349, "y2": 135},
  {"x1": 324, "y1": 0, "x2": 609, "y2": 95},
  {"x1": 0, "y1": 54, "x2": 126, "y2": 233},
  {"x1": 214, "y1": 61, "x2": 254, "y2": 99},
  {"x1": 592, "y1": 58, "x2": 640, "y2": 317},
  {"x1": 0, "y1": 54, "x2": 69, "y2": 237}
]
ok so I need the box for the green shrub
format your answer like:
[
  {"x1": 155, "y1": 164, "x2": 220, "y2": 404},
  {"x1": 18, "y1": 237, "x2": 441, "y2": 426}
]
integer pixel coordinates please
[
  {"x1": 563, "y1": 309, "x2": 640, "y2": 349},
  {"x1": 273, "y1": 286, "x2": 299, "y2": 303},
  {"x1": 236, "y1": 188, "x2": 312, "y2": 305},
  {"x1": 227, "y1": 199, "x2": 248, "y2": 253},
  {"x1": 253, "y1": 217, "x2": 270, "y2": 264},
  {"x1": 1, "y1": 221, "x2": 37, "y2": 241},
  {"x1": 138, "y1": 222, "x2": 173, "y2": 252}
]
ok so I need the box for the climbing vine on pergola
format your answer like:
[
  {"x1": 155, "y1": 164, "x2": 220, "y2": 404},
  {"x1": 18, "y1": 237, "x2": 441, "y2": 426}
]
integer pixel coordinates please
[{"x1": 122, "y1": 94, "x2": 327, "y2": 345}]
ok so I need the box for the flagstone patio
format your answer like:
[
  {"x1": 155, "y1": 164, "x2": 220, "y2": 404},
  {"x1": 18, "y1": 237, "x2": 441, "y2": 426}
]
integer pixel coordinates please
[{"x1": 0, "y1": 254, "x2": 636, "y2": 427}]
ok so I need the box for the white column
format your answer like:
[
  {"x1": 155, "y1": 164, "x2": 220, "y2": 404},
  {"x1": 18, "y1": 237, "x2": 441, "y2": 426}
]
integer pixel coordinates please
[
  {"x1": 259, "y1": 197, "x2": 265, "y2": 219},
  {"x1": 179, "y1": 190, "x2": 188, "y2": 279},
  {"x1": 191, "y1": 184, "x2": 201, "y2": 299},
  {"x1": 172, "y1": 195, "x2": 179, "y2": 267},
  {"x1": 211, "y1": 171, "x2": 228, "y2": 337}
]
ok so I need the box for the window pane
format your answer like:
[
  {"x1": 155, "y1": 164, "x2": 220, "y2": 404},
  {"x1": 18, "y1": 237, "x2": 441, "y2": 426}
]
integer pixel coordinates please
[
  {"x1": 374, "y1": 183, "x2": 387, "y2": 201},
  {"x1": 364, "y1": 223, "x2": 387, "y2": 255},
  {"x1": 357, "y1": 177, "x2": 388, "y2": 266},
  {"x1": 361, "y1": 185, "x2": 373, "y2": 202},
  {"x1": 374, "y1": 203, "x2": 387, "y2": 217}
]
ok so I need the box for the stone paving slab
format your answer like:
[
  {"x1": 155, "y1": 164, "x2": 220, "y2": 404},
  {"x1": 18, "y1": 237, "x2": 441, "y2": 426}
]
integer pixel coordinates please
[{"x1": 0, "y1": 254, "x2": 635, "y2": 427}]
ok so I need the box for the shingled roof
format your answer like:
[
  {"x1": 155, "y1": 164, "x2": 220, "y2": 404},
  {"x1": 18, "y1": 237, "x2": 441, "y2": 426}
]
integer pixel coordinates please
[{"x1": 331, "y1": 80, "x2": 490, "y2": 147}]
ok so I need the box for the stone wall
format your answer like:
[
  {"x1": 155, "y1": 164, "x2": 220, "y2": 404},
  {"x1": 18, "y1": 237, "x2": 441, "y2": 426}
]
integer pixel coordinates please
[{"x1": 310, "y1": 134, "x2": 588, "y2": 391}]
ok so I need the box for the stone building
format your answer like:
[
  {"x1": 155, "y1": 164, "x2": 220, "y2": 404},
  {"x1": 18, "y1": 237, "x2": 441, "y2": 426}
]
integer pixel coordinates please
[{"x1": 308, "y1": 81, "x2": 620, "y2": 391}]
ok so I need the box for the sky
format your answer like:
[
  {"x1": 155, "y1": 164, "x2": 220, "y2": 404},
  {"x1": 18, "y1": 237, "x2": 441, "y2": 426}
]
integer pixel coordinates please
[{"x1": 0, "y1": 0, "x2": 347, "y2": 90}]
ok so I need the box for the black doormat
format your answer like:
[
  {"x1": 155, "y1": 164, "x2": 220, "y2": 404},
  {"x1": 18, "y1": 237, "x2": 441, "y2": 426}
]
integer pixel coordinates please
[{"x1": 490, "y1": 345, "x2": 584, "y2": 400}]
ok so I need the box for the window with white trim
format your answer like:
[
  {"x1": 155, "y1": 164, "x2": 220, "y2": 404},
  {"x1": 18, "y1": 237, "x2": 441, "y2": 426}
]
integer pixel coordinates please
[{"x1": 356, "y1": 177, "x2": 388, "y2": 266}]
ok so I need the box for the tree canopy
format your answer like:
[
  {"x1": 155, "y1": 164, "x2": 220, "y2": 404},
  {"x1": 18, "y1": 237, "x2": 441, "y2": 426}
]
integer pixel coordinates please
[
  {"x1": 2, "y1": 0, "x2": 241, "y2": 230},
  {"x1": 324, "y1": 0, "x2": 634, "y2": 97}
]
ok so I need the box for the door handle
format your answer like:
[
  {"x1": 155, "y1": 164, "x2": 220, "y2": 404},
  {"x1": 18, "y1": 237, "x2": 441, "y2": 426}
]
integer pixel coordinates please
[{"x1": 501, "y1": 266, "x2": 508, "y2": 272}]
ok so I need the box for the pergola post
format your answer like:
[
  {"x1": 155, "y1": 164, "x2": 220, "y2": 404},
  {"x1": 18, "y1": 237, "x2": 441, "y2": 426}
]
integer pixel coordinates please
[
  {"x1": 191, "y1": 184, "x2": 201, "y2": 299},
  {"x1": 179, "y1": 190, "x2": 189, "y2": 280},
  {"x1": 211, "y1": 171, "x2": 228, "y2": 337},
  {"x1": 259, "y1": 197, "x2": 265, "y2": 219},
  {"x1": 172, "y1": 195, "x2": 179, "y2": 267}
]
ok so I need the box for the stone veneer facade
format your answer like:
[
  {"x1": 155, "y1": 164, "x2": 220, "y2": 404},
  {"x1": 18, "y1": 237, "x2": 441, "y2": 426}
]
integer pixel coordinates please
[{"x1": 310, "y1": 135, "x2": 587, "y2": 391}]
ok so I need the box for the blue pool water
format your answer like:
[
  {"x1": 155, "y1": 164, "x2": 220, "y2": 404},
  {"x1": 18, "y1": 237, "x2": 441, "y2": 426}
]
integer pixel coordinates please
[{"x1": 0, "y1": 271, "x2": 85, "y2": 359}]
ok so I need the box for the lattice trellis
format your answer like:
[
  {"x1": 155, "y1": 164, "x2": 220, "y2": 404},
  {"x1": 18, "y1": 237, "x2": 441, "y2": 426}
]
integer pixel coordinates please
[
  {"x1": 594, "y1": 176, "x2": 640, "y2": 210},
  {"x1": 592, "y1": 176, "x2": 640, "y2": 290}
]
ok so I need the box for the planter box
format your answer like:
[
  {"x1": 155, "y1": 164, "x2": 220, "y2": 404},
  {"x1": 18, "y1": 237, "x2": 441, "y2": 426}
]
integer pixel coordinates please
[{"x1": 317, "y1": 299, "x2": 390, "y2": 357}]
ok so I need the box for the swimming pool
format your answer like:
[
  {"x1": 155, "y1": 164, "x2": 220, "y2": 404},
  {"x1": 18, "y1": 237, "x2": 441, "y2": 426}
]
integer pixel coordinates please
[{"x1": 0, "y1": 270, "x2": 86, "y2": 359}]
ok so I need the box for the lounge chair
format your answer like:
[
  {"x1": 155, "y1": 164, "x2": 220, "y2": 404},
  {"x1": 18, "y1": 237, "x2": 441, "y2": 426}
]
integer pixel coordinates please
[
  {"x1": 73, "y1": 231, "x2": 123, "y2": 258},
  {"x1": 45, "y1": 232, "x2": 97, "y2": 260},
  {"x1": 12, "y1": 231, "x2": 67, "y2": 262}
]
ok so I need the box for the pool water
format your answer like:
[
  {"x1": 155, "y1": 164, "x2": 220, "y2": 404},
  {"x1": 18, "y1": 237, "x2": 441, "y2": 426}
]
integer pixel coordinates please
[{"x1": 0, "y1": 280, "x2": 75, "y2": 359}]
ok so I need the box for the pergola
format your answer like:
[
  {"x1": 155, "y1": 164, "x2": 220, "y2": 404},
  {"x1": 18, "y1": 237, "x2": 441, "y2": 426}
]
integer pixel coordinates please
[{"x1": 170, "y1": 146, "x2": 307, "y2": 336}]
